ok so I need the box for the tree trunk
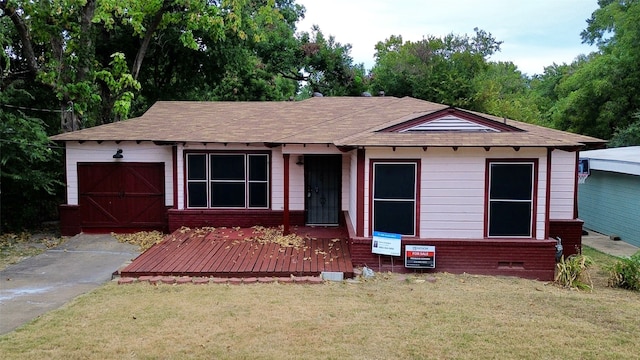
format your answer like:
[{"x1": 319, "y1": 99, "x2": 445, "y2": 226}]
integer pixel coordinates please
[{"x1": 132, "y1": 8, "x2": 166, "y2": 80}]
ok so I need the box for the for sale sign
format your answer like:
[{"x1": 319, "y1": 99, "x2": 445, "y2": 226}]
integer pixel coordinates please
[{"x1": 405, "y1": 245, "x2": 436, "y2": 268}]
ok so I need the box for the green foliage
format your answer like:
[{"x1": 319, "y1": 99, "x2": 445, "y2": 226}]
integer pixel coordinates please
[
  {"x1": 608, "y1": 115, "x2": 640, "y2": 147},
  {"x1": 548, "y1": 0, "x2": 640, "y2": 139},
  {"x1": 608, "y1": 251, "x2": 640, "y2": 291},
  {"x1": 370, "y1": 29, "x2": 504, "y2": 110},
  {"x1": 555, "y1": 254, "x2": 594, "y2": 291},
  {"x1": 0, "y1": 85, "x2": 63, "y2": 231}
]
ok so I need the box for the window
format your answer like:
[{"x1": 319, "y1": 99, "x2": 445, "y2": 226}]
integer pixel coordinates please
[
  {"x1": 186, "y1": 153, "x2": 269, "y2": 209},
  {"x1": 372, "y1": 162, "x2": 417, "y2": 236},
  {"x1": 487, "y1": 161, "x2": 535, "y2": 237}
]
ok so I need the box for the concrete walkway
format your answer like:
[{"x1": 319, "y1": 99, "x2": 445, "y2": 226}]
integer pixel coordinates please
[
  {"x1": 582, "y1": 230, "x2": 639, "y2": 258},
  {"x1": 0, "y1": 234, "x2": 139, "y2": 335}
]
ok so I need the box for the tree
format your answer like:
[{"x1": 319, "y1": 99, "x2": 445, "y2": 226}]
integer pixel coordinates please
[
  {"x1": 472, "y1": 61, "x2": 542, "y2": 124},
  {"x1": 370, "y1": 28, "x2": 502, "y2": 109},
  {"x1": 0, "y1": 85, "x2": 63, "y2": 231},
  {"x1": 1, "y1": 0, "x2": 287, "y2": 125},
  {"x1": 548, "y1": 0, "x2": 640, "y2": 139}
]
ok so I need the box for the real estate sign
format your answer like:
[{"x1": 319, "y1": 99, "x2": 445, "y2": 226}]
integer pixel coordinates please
[
  {"x1": 405, "y1": 245, "x2": 436, "y2": 268},
  {"x1": 372, "y1": 231, "x2": 402, "y2": 256}
]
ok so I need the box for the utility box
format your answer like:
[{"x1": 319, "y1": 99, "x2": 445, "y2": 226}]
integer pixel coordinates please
[{"x1": 405, "y1": 245, "x2": 436, "y2": 269}]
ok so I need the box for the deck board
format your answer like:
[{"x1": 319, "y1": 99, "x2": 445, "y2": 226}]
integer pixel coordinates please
[{"x1": 120, "y1": 226, "x2": 353, "y2": 278}]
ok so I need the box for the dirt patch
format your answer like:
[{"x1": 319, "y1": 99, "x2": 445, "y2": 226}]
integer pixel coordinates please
[{"x1": 0, "y1": 230, "x2": 67, "y2": 271}]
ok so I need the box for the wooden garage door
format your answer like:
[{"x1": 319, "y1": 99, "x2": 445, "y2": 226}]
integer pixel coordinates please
[{"x1": 78, "y1": 163, "x2": 165, "y2": 231}]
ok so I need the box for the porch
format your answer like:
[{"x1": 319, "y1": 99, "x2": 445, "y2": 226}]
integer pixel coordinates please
[{"x1": 120, "y1": 226, "x2": 353, "y2": 278}]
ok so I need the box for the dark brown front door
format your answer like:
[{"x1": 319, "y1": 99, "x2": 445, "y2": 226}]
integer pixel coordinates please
[
  {"x1": 78, "y1": 163, "x2": 165, "y2": 231},
  {"x1": 305, "y1": 155, "x2": 341, "y2": 225}
]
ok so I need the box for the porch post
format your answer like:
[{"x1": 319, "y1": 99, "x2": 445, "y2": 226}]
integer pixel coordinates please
[
  {"x1": 356, "y1": 148, "x2": 365, "y2": 237},
  {"x1": 283, "y1": 153, "x2": 290, "y2": 235}
]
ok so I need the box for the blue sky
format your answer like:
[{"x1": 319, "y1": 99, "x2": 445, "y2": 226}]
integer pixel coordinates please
[{"x1": 295, "y1": 0, "x2": 600, "y2": 76}]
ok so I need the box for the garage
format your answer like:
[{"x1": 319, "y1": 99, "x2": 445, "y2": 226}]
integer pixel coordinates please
[{"x1": 78, "y1": 163, "x2": 166, "y2": 232}]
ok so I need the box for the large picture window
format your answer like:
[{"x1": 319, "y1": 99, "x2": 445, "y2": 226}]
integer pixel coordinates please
[
  {"x1": 372, "y1": 162, "x2": 417, "y2": 236},
  {"x1": 186, "y1": 153, "x2": 269, "y2": 209},
  {"x1": 487, "y1": 161, "x2": 535, "y2": 237}
]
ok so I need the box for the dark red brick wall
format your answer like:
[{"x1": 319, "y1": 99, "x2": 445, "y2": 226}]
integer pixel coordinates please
[
  {"x1": 167, "y1": 209, "x2": 305, "y2": 232},
  {"x1": 350, "y1": 238, "x2": 557, "y2": 281},
  {"x1": 59, "y1": 205, "x2": 81, "y2": 236},
  {"x1": 549, "y1": 219, "x2": 584, "y2": 257}
]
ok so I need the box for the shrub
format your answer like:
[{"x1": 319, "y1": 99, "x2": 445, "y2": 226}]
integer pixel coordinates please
[
  {"x1": 555, "y1": 254, "x2": 593, "y2": 291},
  {"x1": 608, "y1": 251, "x2": 640, "y2": 291}
]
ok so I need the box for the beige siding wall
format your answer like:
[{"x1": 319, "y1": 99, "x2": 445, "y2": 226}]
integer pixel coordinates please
[
  {"x1": 549, "y1": 149, "x2": 576, "y2": 220},
  {"x1": 365, "y1": 147, "x2": 549, "y2": 239}
]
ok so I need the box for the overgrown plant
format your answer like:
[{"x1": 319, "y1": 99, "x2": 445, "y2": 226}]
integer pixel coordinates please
[
  {"x1": 555, "y1": 254, "x2": 593, "y2": 291},
  {"x1": 608, "y1": 251, "x2": 640, "y2": 291}
]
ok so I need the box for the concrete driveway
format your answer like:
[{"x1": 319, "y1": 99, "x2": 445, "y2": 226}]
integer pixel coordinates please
[{"x1": 0, "y1": 234, "x2": 139, "y2": 335}]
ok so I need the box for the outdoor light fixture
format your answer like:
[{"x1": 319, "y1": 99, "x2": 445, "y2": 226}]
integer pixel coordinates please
[
  {"x1": 113, "y1": 149, "x2": 123, "y2": 159},
  {"x1": 296, "y1": 156, "x2": 304, "y2": 165}
]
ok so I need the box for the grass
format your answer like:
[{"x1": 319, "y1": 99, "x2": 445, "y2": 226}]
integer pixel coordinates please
[{"x1": 1, "y1": 248, "x2": 639, "y2": 360}]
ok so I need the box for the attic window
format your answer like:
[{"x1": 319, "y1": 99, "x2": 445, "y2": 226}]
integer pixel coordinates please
[{"x1": 401, "y1": 115, "x2": 499, "y2": 133}]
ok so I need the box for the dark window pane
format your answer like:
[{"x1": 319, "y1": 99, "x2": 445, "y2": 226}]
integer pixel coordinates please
[
  {"x1": 210, "y1": 183, "x2": 245, "y2": 207},
  {"x1": 249, "y1": 155, "x2": 268, "y2": 181},
  {"x1": 249, "y1": 183, "x2": 268, "y2": 208},
  {"x1": 374, "y1": 164, "x2": 415, "y2": 199},
  {"x1": 211, "y1": 155, "x2": 245, "y2": 180},
  {"x1": 489, "y1": 201, "x2": 532, "y2": 236},
  {"x1": 187, "y1": 183, "x2": 207, "y2": 207},
  {"x1": 187, "y1": 154, "x2": 206, "y2": 180},
  {"x1": 490, "y1": 163, "x2": 532, "y2": 200},
  {"x1": 373, "y1": 200, "x2": 415, "y2": 235}
]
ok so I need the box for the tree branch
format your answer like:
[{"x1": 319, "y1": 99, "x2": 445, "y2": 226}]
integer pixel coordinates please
[
  {"x1": 132, "y1": 7, "x2": 166, "y2": 80},
  {"x1": 1, "y1": 1, "x2": 38, "y2": 76}
]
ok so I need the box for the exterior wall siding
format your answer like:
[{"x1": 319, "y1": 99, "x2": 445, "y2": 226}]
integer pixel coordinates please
[
  {"x1": 578, "y1": 170, "x2": 640, "y2": 247},
  {"x1": 65, "y1": 142, "x2": 174, "y2": 206},
  {"x1": 364, "y1": 147, "x2": 549, "y2": 240},
  {"x1": 550, "y1": 149, "x2": 576, "y2": 219}
]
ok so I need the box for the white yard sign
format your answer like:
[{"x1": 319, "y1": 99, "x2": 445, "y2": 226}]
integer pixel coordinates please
[{"x1": 372, "y1": 231, "x2": 402, "y2": 256}]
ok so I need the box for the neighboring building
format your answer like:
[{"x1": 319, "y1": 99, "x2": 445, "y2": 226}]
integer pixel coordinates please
[
  {"x1": 578, "y1": 146, "x2": 640, "y2": 247},
  {"x1": 50, "y1": 97, "x2": 605, "y2": 280}
]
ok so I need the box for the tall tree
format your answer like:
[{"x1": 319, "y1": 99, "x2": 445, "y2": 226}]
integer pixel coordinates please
[
  {"x1": 549, "y1": 0, "x2": 640, "y2": 139},
  {"x1": 1, "y1": 0, "x2": 287, "y2": 126},
  {"x1": 370, "y1": 28, "x2": 502, "y2": 109}
]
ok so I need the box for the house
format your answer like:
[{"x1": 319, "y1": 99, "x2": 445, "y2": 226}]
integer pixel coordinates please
[
  {"x1": 50, "y1": 96, "x2": 605, "y2": 280},
  {"x1": 578, "y1": 146, "x2": 640, "y2": 248}
]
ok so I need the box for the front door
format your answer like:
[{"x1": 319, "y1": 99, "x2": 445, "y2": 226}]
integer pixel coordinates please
[{"x1": 305, "y1": 155, "x2": 341, "y2": 225}]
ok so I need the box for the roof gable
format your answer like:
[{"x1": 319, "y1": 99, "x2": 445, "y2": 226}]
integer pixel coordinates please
[{"x1": 380, "y1": 108, "x2": 521, "y2": 133}]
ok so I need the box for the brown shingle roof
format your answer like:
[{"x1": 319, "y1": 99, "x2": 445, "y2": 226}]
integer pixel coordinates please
[{"x1": 50, "y1": 97, "x2": 605, "y2": 148}]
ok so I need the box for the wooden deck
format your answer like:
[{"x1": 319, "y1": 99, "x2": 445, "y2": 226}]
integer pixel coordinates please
[{"x1": 120, "y1": 226, "x2": 353, "y2": 278}]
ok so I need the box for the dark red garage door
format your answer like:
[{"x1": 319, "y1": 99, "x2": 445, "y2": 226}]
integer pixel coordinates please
[{"x1": 78, "y1": 163, "x2": 166, "y2": 232}]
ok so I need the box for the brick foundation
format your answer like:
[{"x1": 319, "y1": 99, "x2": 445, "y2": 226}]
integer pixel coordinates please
[
  {"x1": 59, "y1": 205, "x2": 81, "y2": 236},
  {"x1": 167, "y1": 209, "x2": 305, "y2": 232},
  {"x1": 549, "y1": 219, "x2": 584, "y2": 257},
  {"x1": 350, "y1": 238, "x2": 557, "y2": 281}
]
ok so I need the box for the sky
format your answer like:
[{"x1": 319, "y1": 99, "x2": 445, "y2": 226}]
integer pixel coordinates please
[{"x1": 295, "y1": 0, "x2": 600, "y2": 76}]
